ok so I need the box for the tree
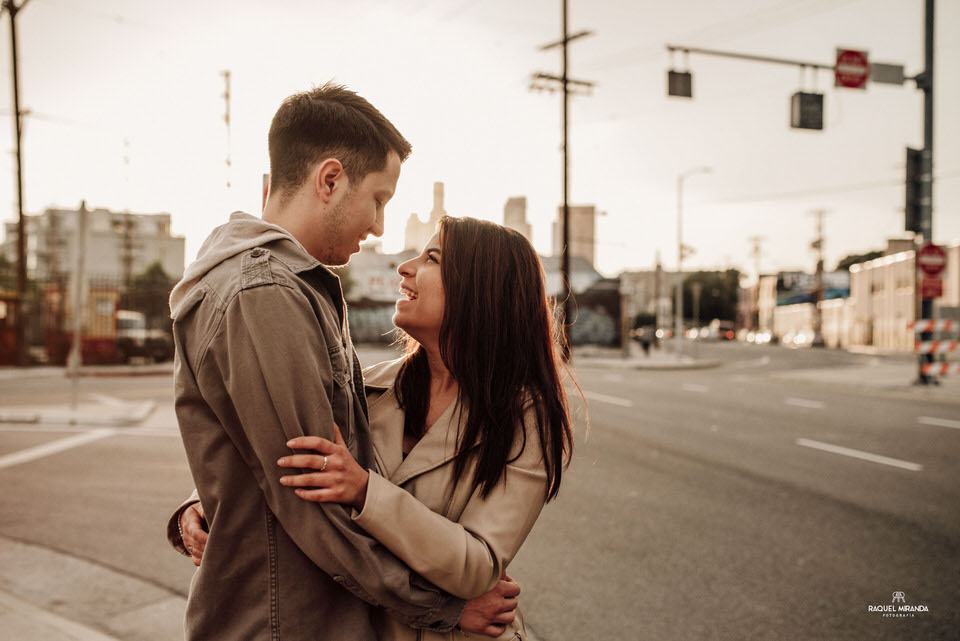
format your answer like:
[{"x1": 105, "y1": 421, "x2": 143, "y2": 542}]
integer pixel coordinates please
[
  {"x1": 836, "y1": 250, "x2": 883, "y2": 271},
  {"x1": 679, "y1": 269, "x2": 741, "y2": 323},
  {"x1": 127, "y1": 261, "x2": 176, "y2": 329}
]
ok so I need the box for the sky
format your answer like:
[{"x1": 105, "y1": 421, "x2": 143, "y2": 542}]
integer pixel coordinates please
[{"x1": 1, "y1": 0, "x2": 958, "y2": 280}]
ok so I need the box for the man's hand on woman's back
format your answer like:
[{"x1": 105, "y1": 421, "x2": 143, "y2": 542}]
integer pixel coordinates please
[
  {"x1": 180, "y1": 503, "x2": 208, "y2": 567},
  {"x1": 457, "y1": 573, "x2": 521, "y2": 637}
]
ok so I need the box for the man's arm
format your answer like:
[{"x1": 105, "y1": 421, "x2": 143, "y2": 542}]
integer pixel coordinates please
[{"x1": 196, "y1": 283, "x2": 464, "y2": 630}]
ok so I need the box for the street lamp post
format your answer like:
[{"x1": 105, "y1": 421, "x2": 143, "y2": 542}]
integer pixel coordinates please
[{"x1": 675, "y1": 166, "x2": 711, "y2": 359}]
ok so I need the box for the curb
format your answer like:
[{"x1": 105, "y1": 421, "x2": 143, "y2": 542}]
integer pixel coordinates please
[
  {"x1": 0, "y1": 365, "x2": 174, "y2": 380},
  {"x1": 574, "y1": 357, "x2": 722, "y2": 371}
]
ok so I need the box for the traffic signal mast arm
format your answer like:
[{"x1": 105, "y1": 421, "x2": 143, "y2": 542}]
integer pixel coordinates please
[{"x1": 666, "y1": 44, "x2": 833, "y2": 71}]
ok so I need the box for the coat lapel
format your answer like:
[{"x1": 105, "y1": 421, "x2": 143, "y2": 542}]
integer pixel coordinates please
[{"x1": 361, "y1": 356, "x2": 477, "y2": 487}]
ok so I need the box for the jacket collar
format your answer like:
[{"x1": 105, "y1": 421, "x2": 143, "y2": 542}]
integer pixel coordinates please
[{"x1": 363, "y1": 357, "x2": 476, "y2": 486}]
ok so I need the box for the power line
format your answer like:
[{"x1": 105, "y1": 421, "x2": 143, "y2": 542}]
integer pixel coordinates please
[{"x1": 686, "y1": 171, "x2": 960, "y2": 208}]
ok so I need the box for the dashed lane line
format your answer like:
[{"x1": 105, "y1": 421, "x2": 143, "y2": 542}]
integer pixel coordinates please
[
  {"x1": 918, "y1": 416, "x2": 960, "y2": 430},
  {"x1": 682, "y1": 383, "x2": 709, "y2": 393},
  {"x1": 786, "y1": 397, "x2": 825, "y2": 410},
  {"x1": 583, "y1": 391, "x2": 634, "y2": 408},
  {"x1": 796, "y1": 438, "x2": 923, "y2": 472}
]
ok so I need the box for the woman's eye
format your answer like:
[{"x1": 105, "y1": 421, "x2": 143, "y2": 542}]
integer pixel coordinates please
[{"x1": 427, "y1": 255, "x2": 438, "y2": 263}]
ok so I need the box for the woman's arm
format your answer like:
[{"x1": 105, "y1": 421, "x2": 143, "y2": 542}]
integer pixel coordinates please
[{"x1": 279, "y1": 411, "x2": 549, "y2": 600}]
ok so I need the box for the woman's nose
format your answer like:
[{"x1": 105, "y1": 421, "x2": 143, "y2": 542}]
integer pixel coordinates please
[{"x1": 398, "y1": 259, "x2": 415, "y2": 277}]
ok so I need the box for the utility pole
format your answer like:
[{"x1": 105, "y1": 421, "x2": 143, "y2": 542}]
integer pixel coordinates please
[
  {"x1": 222, "y1": 70, "x2": 232, "y2": 190},
  {"x1": 810, "y1": 209, "x2": 827, "y2": 347},
  {"x1": 654, "y1": 250, "x2": 662, "y2": 346},
  {"x1": 531, "y1": 0, "x2": 593, "y2": 360},
  {"x1": 916, "y1": 0, "x2": 935, "y2": 384},
  {"x1": 748, "y1": 236, "x2": 764, "y2": 330},
  {"x1": 675, "y1": 166, "x2": 711, "y2": 359},
  {"x1": 3, "y1": 0, "x2": 31, "y2": 366},
  {"x1": 68, "y1": 201, "x2": 88, "y2": 409}
]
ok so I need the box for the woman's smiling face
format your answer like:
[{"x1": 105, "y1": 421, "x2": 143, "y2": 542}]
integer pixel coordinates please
[{"x1": 394, "y1": 232, "x2": 445, "y2": 345}]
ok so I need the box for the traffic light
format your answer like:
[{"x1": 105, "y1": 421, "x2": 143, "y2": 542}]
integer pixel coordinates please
[
  {"x1": 668, "y1": 71, "x2": 692, "y2": 98},
  {"x1": 905, "y1": 147, "x2": 922, "y2": 234},
  {"x1": 790, "y1": 92, "x2": 823, "y2": 130}
]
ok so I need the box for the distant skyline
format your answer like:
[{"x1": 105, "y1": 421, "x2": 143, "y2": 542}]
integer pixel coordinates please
[{"x1": 1, "y1": 0, "x2": 958, "y2": 279}]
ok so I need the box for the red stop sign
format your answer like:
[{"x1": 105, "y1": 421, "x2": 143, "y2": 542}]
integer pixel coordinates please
[
  {"x1": 917, "y1": 243, "x2": 947, "y2": 276},
  {"x1": 835, "y1": 49, "x2": 869, "y2": 89}
]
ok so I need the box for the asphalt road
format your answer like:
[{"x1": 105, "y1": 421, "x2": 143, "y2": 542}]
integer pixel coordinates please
[{"x1": 0, "y1": 343, "x2": 957, "y2": 640}]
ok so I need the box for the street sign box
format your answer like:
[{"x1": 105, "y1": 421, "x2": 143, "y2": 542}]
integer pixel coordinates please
[
  {"x1": 870, "y1": 62, "x2": 905, "y2": 85},
  {"x1": 917, "y1": 243, "x2": 947, "y2": 276},
  {"x1": 835, "y1": 48, "x2": 869, "y2": 89},
  {"x1": 921, "y1": 277, "x2": 943, "y2": 299}
]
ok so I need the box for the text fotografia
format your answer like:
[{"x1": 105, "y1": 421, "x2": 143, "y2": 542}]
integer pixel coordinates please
[{"x1": 867, "y1": 592, "x2": 931, "y2": 618}]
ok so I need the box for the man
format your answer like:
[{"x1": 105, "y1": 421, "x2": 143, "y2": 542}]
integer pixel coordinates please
[{"x1": 167, "y1": 83, "x2": 518, "y2": 640}]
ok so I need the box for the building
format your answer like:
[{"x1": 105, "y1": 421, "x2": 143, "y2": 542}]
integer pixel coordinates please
[
  {"x1": 766, "y1": 238, "x2": 960, "y2": 351},
  {"x1": 552, "y1": 204, "x2": 598, "y2": 266},
  {"x1": 345, "y1": 244, "x2": 417, "y2": 303},
  {"x1": 503, "y1": 197, "x2": 532, "y2": 243},
  {"x1": 1, "y1": 206, "x2": 185, "y2": 281},
  {"x1": 404, "y1": 182, "x2": 448, "y2": 252},
  {"x1": 618, "y1": 266, "x2": 681, "y2": 329}
]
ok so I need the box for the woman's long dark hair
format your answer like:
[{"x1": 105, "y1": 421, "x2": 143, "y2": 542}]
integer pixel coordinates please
[{"x1": 396, "y1": 216, "x2": 575, "y2": 501}]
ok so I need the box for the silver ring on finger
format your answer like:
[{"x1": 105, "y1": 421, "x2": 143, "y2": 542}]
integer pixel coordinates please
[{"x1": 320, "y1": 456, "x2": 328, "y2": 472}]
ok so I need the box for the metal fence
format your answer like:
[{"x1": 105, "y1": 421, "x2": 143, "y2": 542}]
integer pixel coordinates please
[{"x1": 2, "y1": 273, "x2": 174, "y2": 366}]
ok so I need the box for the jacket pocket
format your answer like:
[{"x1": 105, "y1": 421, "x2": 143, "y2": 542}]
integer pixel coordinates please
[{"x1": 328, "y1": 345, "x2": 350, "y2": 387}]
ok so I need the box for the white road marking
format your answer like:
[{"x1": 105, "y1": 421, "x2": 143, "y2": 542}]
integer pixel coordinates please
[
  {"x1": 682, "y1": 383, "x2": 709, "y2": 393},
  {"x1": 918, "y1": 416, "x2": 960, "y2": 430},
  {"x1": 786, "y1": 397, "x2": 825, "y2": 410},
  {"x1": 0, "y1": 428, "x2": 116, "y2": 470},
  {"x1": 583, "y1": 391, "x2": 634, "y2": 408},
  {"x1": 87, "y1": 393, "x2": 128, "y2": 407},
  {"x1": 796, "y1": 438, "x2": 923, "y2": 472},
  {"x1": 728, "y1": 356, "x2": 771, "y2": 369}
]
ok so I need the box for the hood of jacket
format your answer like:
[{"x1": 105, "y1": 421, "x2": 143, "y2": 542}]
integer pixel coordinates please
[{"x1": 169, "y1": 211, "x2": 311, "y2": 320}]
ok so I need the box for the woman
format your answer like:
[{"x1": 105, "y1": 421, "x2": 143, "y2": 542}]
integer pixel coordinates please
[{"x1": 277, "y1": 216, "x2": 574, "y2": 640}]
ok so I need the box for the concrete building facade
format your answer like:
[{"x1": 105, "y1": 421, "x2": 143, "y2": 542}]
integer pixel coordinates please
[
  {"x1": 2, "y1": 207, "x2": 185, "y2": 281},
  {"x1": 503, "y1": 197, "x2": 533, "y2": 243},
  {"x1": 552, "y1": 204, "x2": 597, "y2": 266},
  {"x1": 404, "y1": 182, "x2": 447, "y2": 252}
]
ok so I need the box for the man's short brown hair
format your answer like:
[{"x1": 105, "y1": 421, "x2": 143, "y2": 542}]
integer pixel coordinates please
[{"x1": 268, "y1": 82, "x2": 412, "y2": 201}]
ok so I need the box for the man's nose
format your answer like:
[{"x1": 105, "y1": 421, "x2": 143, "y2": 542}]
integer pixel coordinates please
[{"x1": 370, "y1": 211, "x2": 384, "y2": 238}]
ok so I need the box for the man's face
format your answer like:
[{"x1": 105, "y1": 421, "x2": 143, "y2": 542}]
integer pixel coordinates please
[{"x1": 316, "y1": 150, "x2": 401, "y2": 266}]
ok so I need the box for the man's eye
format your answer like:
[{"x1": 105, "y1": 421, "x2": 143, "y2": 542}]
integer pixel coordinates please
[{"x1": 376, "y1": 199, "x2": 383, "y2": 208}]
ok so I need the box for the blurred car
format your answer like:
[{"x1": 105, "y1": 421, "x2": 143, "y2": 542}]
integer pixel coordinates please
[{"x1": 116, "y1": 310, "x2": 174, "y2": 362}]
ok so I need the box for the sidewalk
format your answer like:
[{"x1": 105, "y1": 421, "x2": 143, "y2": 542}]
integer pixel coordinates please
[
  {"x1": 770, "y1": 357, "x2": 960, "y2": 402},
  {"x1": 0, "y1": 536, "x2": 186, "y2": 641}
]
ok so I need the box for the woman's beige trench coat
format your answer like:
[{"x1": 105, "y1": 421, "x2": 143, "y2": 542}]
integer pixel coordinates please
[{"x1": 356, "y1": 358, "x2": 550, "y2": 641}]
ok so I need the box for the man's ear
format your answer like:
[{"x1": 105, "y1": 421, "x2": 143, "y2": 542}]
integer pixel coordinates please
[{"x1": 313, "y1": 159, "x2": 347, "y2": 203}]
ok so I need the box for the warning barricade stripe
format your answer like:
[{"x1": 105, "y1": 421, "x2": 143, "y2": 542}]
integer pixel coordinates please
[
  {"x1": 920, "y1": 362, "x2": 960, "y2": 376},
  {"x1": 908, "y1": 319, "x2": 956, "y2": 333},
  {"x1": 914, "y1": 340, "x2": 959, "y2": 354}
]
